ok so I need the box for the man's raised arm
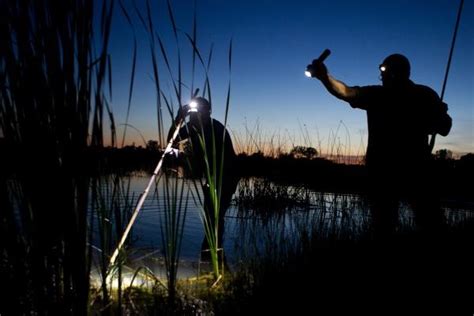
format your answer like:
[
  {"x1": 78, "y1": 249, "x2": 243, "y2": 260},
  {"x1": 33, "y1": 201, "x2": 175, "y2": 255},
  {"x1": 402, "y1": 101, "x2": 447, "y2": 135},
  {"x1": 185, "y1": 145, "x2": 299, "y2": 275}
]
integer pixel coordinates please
[{"x1": 311, "y1": 61, "x2": 359, "y2": 103}]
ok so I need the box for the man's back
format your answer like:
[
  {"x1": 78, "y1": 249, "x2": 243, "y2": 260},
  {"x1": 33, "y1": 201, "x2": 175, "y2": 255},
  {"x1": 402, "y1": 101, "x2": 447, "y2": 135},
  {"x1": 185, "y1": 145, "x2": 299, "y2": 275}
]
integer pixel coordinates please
[{"x1": 350, "y1": 81, "x2": 449, "y2": 168}]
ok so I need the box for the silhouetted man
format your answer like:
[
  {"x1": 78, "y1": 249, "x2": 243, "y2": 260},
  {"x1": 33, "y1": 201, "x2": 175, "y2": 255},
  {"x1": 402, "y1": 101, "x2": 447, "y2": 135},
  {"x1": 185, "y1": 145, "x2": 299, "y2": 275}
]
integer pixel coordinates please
[
  {"x1": 309, "y1": 53, "x2": 452, "y2": 238},
  {"x1": 167, "y1": 97, "x2": 239, "y2": 263}
]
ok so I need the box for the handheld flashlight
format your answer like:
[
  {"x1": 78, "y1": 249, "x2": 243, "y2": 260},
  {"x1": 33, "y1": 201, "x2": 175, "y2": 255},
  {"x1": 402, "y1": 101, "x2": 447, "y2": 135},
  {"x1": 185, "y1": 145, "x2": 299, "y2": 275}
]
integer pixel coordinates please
[{"x1": 305, "y1": 49, "x2": 331, "y2": 78}]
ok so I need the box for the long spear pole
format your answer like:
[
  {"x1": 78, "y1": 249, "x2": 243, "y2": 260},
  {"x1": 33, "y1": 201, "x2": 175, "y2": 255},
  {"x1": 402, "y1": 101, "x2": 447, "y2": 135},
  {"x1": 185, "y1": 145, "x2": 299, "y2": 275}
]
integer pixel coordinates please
[
  {"x1": 108, "y1": 118, "x2": 185, "y2": 268},
  {"x1": 429, "y1": 0, "x2": 464, "y2": 153}
]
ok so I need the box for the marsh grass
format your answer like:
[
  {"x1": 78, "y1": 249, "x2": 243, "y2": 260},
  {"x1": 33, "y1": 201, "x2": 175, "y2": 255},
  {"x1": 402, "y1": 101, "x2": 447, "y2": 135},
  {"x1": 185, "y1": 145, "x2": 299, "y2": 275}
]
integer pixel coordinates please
[
  {"x1": 233, "y1": 179, "x2": 371, "y2": 249},
  {"x1": 0, "y1": 0, "x2": 117, "y2": 313},
  {"x1": 232, "y1": 118, "x2": 365, "y2": 166}
]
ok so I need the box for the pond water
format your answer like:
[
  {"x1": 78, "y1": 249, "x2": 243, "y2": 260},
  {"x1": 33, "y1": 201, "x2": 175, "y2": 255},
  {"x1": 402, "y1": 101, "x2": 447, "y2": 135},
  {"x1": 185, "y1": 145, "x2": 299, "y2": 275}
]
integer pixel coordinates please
[{"x1": 89, "y1": 172, "x2": 474, "y2": 284}]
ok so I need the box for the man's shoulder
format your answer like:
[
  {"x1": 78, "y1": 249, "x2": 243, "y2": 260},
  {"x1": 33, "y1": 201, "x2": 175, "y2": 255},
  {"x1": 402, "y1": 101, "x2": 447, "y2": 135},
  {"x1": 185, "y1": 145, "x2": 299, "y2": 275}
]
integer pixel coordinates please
[
  {"x1": 211, "y1": 118, "x2": 228, "y2": 131},
  {"x1": 357, "y1": 84, "x2": 384, "y2": 98},
  {"x1": 411, "y1": 83, "x2": 440, "y2": 99},
  {"x1": 212, "y1": 118, "x2": 224, "y2": 126},
  {"x1": 358, "y1": 84, "x2": 383, "y2": 91}
]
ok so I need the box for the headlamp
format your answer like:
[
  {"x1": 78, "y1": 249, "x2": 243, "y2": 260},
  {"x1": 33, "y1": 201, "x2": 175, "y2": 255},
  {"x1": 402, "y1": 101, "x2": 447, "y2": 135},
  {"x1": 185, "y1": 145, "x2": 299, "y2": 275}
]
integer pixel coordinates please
[
  {"x1": 188, "y1": 100, "x2": 199, "y2": 112},
  {"x1": 305, "y1": 69, "x2": 313, "y2": 78},
  {"x1": 379, "y1": 65, "x2": 387, "y2": 72}
]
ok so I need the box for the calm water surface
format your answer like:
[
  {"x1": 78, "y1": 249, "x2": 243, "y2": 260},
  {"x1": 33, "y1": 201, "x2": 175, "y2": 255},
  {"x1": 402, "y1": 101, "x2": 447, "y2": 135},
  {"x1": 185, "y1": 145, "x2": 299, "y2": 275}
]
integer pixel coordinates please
[{"x1": 90, "y1": 173, "x2": 473, "y2": 282}]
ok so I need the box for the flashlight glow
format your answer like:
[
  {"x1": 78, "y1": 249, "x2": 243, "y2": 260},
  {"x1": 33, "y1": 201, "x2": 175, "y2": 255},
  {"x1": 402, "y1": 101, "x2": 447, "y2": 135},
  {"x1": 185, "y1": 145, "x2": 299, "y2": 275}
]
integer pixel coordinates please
[
  {"x1": 380, "y1": 65, "x2": 386, "y2": 72},
  {"x1": 189, "y1": 100, "x2": 198, "y2": 112},
  {"x1": 305, "y1": 70, "x2": 312, "y2": 78}
]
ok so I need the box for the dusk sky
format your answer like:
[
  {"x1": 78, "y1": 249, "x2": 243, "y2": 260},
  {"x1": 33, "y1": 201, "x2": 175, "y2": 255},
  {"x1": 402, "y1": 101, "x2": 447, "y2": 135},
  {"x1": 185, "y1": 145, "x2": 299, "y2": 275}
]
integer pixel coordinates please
[{"x1": 108, "y1": 0, "x2": 473, "y2": 156}]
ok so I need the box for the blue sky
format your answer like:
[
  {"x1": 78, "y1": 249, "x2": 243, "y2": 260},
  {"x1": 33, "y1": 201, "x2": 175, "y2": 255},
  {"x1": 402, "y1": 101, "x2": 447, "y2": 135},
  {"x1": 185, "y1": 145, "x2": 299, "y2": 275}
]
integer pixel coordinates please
[{"x1": 108, "y1": 0, "x2": 473, "y2": 156}]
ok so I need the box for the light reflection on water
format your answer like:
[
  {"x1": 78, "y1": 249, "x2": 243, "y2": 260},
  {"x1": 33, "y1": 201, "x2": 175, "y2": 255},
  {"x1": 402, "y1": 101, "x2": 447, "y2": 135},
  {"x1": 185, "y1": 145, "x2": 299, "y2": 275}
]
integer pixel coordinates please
[{"x1": 89, "y1": 173, "x2": 474, "y2": 281}]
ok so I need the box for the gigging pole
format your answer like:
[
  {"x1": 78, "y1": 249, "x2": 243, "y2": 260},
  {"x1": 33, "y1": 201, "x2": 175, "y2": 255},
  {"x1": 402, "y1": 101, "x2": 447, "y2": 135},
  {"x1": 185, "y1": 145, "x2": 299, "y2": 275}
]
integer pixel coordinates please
[
  {"x1": 429, "y1": 0, "x2": 464, "y2": 153},
  {"x1": 305, "y1": 49, "x2": 331, "y2": 77},
  {"x1": 108, "y1": 117, "x2": 185, "y2": 268}
]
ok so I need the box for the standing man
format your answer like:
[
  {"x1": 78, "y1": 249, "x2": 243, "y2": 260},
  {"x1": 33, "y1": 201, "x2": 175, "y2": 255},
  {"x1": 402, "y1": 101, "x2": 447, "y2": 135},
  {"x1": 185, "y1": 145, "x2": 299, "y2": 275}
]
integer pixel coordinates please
[{"x1": 308, "y1": 53, "x2": 452, "y2": 238}]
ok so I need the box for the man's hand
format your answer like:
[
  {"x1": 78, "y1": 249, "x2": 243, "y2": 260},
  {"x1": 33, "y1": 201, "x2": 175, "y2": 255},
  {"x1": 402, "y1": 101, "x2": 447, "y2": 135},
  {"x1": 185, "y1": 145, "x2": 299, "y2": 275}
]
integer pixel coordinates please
[
  {"x1": 309, "y1": 60, "x2": 328, "y2": 81},
  {"x1": 165, "y1": 147, "x2": 180, "y2": 159}
]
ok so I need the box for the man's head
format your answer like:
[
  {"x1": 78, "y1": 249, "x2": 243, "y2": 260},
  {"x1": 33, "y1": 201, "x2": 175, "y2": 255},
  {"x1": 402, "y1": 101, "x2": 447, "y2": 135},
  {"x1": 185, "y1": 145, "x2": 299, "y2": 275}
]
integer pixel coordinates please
[{"x1": 379, "y1": 54, "x2": 410, "y2": 87}]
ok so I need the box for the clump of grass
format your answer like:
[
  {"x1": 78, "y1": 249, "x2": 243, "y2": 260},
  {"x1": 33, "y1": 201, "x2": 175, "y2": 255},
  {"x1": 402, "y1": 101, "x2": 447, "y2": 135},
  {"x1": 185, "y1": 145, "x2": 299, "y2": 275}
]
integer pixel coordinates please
[
  {"x1": 235, "y1": 177, "x2": 314, "y2": 217},
  {"x1": 90, "y1": 174, "x2": 136, "y2": 313}
]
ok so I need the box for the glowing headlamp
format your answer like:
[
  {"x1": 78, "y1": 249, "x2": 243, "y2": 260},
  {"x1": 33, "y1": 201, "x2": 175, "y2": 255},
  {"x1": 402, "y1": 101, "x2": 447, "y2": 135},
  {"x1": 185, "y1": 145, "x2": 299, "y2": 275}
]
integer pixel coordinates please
[
  {"x1": 188, "y1": 100, "x2": 199, "y2": 112},
  {"x1": 379, "y1": 65, "x2": 387, "y2": 72},
  {"x1": 305, "y1": 70, "x2": 313, "y2": 78}
]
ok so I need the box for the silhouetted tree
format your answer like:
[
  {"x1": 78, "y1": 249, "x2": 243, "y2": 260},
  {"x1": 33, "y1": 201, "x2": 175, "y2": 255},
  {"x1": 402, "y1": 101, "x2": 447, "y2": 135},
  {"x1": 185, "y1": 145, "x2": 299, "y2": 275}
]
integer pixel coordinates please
[
  {"x1": 290, "y1": 146, "x2": 318, "y2": 159},
  {"x1": 435, "y1": 149, "x2": 453, "y2": 160},
  {"x1": 146, "y1": 140, "x2": 159, "y2": 151}
]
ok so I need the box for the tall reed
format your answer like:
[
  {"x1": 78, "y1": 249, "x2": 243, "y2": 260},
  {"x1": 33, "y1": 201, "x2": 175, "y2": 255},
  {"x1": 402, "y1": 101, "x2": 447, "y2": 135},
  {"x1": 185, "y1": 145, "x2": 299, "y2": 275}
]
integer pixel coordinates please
[
  {"x1": 0, "y1": 0, "x2": 114, "y2": 313},
  {"x1": 90, "y1": 174, "x2": 135, "y2": 312},
  {"x1": 159, "y1": 172, "x2": 189, "y2": 306}
]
